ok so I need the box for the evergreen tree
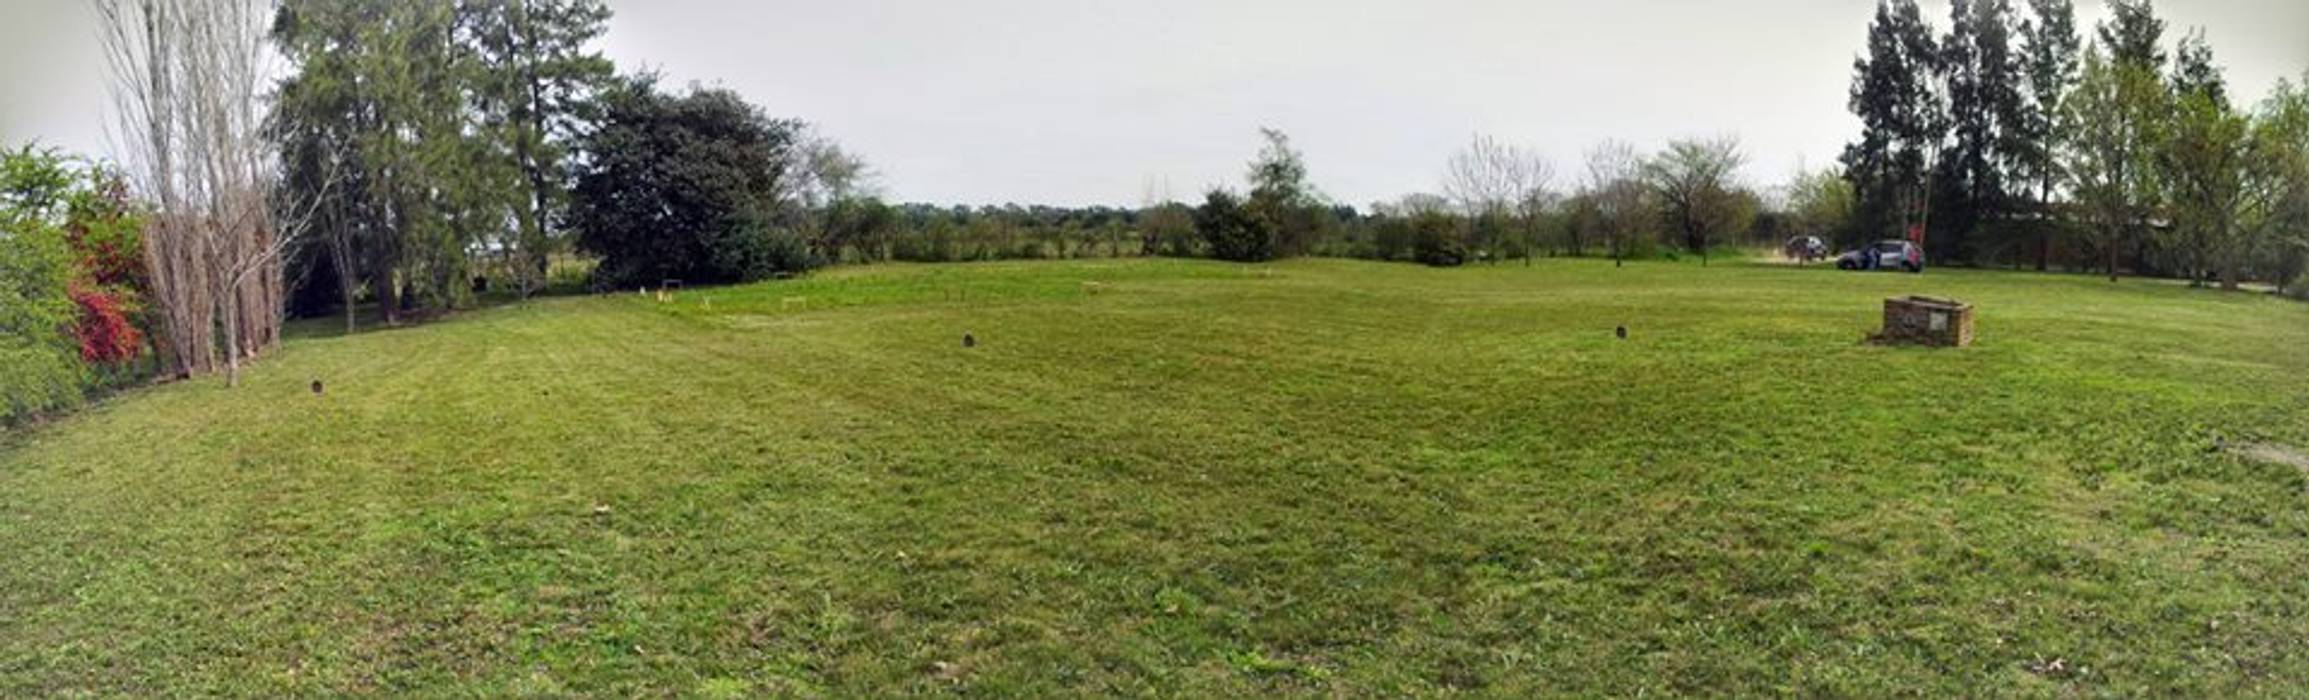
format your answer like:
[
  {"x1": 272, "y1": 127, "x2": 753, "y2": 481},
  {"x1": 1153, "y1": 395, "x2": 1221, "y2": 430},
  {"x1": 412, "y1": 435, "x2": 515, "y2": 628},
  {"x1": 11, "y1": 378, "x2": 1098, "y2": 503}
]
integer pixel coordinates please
[
  {"x1": 272, "y1": 0, "x2": 481, "y2": 324},
  {"x1": 463, "y1": 0, "x2": 616, "y2": 298},
  {"x1": 1842, "y1": 0, "x2": 1946, "y2": 246},
  {"x1": 2017, "y1": 0, "x2": 2081, "y2": 269},
  {"x1": 1933, "y1": 0, "x2": 2027, "y2": 261},
  {"x1": 2169, "y1": 30, "x2": 2226, "y2": 105},
  {"x1": 2097, "y1": 0, "x2": 2167, "y2": 72},
  {"x1": 1195, "y1": 189, "x2": 1272, "y2": 263}
]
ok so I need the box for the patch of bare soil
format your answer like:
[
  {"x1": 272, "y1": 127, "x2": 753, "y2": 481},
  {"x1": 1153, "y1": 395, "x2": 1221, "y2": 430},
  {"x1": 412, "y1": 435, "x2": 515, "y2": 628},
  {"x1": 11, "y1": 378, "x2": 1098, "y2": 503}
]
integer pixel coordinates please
[{"x1": 2236, "y1": 443, "x2": 2309, "y2": 472}]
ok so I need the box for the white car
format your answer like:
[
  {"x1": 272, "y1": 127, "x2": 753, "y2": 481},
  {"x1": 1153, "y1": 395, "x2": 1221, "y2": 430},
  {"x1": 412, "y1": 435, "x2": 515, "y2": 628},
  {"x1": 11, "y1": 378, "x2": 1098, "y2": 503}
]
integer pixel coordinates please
[{"x1": 1837, "y1": 240, "x2": 1926, "y2": 273}]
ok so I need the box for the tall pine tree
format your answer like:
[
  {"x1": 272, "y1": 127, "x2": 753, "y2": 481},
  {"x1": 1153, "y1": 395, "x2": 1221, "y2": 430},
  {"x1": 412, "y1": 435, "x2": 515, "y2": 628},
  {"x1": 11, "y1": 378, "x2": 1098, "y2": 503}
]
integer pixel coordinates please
[
  {"x1": 1932, "y1": 0, "x2": 2027, "y2": 261},
  {"x1": 2170, "y1": 30, "x2": 2226, "y2": 104},
  {"x1": 463, "y1": 0, "x2": 614, "y2": 298},
  {"x1": 2098, "y1": 0, "x2": 2168, "y2": 73},
  {"x1": 1843, "y1": 0, "x2": 1946, "y2": 248}
]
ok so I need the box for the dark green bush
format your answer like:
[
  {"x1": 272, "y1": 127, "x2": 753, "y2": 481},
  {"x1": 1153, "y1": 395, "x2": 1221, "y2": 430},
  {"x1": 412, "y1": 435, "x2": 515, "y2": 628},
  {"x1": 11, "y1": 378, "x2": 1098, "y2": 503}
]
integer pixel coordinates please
[
  {"x1": 1196, "y1": 190, "x2": 1275, "y2": 263},
  {"x1": 1408, "y1": 212, "x2": 1466, "y2": 267},
  {"x1": 571, "y1": 79, "x2": 821, "y2": 288}
]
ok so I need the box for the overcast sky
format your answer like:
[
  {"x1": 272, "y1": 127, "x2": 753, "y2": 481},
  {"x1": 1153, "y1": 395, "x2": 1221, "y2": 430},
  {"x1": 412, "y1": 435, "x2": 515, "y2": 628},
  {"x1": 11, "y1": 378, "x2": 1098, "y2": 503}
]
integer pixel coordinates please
[{"x1": 4, "y1": 0, "x2": 2303, "y2": 207}]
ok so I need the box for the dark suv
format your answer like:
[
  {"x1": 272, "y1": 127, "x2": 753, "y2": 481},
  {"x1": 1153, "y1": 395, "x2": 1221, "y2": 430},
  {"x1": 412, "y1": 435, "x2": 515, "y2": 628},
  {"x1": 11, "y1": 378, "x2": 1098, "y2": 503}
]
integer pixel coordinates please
[{"x1": 1837, "y1": 240, "x2": 1925, "y2": 273}]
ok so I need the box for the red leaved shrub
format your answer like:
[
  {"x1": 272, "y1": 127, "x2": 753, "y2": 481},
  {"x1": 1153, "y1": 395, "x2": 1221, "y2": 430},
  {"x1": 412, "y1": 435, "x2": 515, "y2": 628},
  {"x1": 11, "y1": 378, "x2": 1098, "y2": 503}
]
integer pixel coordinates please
[
  {"x1": 69, "y1": 286, "x2": 143, "y2": 365},
  {"x1": 65, "y1": 175, "x2": 147, "y2": 289}
]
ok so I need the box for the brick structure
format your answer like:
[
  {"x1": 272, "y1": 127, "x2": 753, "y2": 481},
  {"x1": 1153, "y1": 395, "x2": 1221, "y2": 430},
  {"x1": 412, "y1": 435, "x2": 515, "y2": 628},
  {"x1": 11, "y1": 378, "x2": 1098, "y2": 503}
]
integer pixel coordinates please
[{"x1": 1875, "y1": 296, "x2": 1975, "y2": 347}]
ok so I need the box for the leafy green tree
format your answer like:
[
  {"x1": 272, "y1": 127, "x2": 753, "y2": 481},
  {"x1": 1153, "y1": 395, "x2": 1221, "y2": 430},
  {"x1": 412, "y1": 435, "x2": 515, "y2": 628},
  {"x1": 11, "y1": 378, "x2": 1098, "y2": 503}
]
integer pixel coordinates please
[
  {"x1": 2241, "y1": 78, "x2": 2309, "y2": 292},
  {"x1": 1583, "y1": 140, "x2": 1652, "y2": 266},
  {"x1": 569, "y1": 79, "x2": 816, "y2": 286},
  {"x1": 1245, "y1": 128, "x2": 1320, "y2": 258},
  {"x1": 1407, "y1": 209, "x2": 1466, "y2": 267},
  {"x1": 2061, "y1": 47, "x2": 2170, "y2": 281},
  {"x1": 1646, "y1": 137, "x2": 1755, "y2": 266},
  {"x1": 2153, "y1": 39, "x2": 2299, "y2": 292},
  {"x1": 2157, "y1": 85, "x2": 2246, "y2": 285},
  {"x1": 822, "y1": 197, "x2": 899, "y2": 262},
  {"x1": 1788, "y1": 166, "x2": 1861, "y2": 247}
]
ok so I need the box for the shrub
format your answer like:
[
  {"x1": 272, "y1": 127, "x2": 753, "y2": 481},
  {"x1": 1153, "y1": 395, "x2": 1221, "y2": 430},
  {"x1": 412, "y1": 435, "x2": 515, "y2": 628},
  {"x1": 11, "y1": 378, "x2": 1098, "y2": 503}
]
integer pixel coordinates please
[
  {"x1": 69, "y1": 286, "x2": 142, "y2": 365},
  {"x1": 713, "y1": 208, "x2": 822, "y2": 281},
  {"x1": 0, "y1": 212, "x2": 83, "y2": 423},
  {"x1": 1409, "y1": 212, "x2": 1467, "y2": 267},
  {"x1": 1196, "y1": 190, "x2": 1275, "y2": 263},
  {"x1": 2, "y1": 147, "x2": 156, "y2": 423}
]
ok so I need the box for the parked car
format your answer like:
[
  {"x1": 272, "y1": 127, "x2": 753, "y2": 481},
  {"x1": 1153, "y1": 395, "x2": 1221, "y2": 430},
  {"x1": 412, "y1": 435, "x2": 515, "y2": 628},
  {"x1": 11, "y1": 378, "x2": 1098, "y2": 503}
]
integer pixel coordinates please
[
  {"x1": 1837, "y1": 240, "x2": 1925, "y2": 273},
  {"x1": 1784, "y1": 236, "x2": 1828, "y2": 264}
]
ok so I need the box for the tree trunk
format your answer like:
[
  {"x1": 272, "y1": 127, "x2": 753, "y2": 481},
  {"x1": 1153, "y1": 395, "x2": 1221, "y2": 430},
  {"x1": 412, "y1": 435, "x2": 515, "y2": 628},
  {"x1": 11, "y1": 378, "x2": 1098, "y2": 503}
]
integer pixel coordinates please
[
  {"x1": 220, "y1": 289, "x2": 241, "y2": 388},
  {"x1": 338, "y1": 232, "x2": 358, "y2": 333},
  {"x1": 374, "y1": 262, "x2": 400, "y2": 325},
  {"x1": 2035, "y1": 177, "x2": 2052, "y2": 272}
]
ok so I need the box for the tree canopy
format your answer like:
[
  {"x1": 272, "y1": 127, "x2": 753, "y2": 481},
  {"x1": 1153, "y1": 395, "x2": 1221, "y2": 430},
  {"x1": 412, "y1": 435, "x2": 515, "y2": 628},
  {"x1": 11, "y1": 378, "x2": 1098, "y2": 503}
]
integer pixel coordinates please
[{"x1": 568, "y1": 79, "x2": 817, "y2": 287}]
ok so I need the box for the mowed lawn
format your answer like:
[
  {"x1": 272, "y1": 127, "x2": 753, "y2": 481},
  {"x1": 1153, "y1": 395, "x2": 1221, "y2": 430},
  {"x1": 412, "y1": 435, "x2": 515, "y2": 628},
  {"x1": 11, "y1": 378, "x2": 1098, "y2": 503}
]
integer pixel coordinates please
[{"x1": 5, "y1": 257, "x2": 2309, "y2": 696}]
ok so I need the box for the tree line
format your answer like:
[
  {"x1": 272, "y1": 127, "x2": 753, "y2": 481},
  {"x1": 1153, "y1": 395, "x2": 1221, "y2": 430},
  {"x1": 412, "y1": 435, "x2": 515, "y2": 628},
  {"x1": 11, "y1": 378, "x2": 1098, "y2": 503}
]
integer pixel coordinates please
[
  {"x1": 789, "y1": 129, "x2": 1770, "y2": 270},
  {"x1": 1843, "y1": 0, "x2": 2309, "y2": 288}
]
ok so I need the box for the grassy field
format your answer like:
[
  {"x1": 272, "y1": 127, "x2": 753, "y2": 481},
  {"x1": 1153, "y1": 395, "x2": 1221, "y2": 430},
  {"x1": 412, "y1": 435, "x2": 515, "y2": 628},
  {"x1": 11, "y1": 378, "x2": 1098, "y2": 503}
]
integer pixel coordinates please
[{"x1": 4, "y1": 257, "x2": 2309, "y2": 696}]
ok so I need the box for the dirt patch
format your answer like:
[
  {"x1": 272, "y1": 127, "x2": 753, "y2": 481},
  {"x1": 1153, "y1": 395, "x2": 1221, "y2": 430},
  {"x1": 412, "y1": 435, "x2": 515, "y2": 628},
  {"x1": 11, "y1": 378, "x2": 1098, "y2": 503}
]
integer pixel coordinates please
[{"x1": 2237, "y1": 443, "x2": 2309, "y2": 472}]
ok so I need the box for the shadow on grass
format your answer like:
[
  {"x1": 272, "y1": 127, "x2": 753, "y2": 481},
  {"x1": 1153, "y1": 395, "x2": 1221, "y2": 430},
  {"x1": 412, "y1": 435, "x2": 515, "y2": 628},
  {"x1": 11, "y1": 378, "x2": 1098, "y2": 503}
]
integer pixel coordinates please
[{"x1": 281, "y1": 290, "x2": 592, "y2": 342}]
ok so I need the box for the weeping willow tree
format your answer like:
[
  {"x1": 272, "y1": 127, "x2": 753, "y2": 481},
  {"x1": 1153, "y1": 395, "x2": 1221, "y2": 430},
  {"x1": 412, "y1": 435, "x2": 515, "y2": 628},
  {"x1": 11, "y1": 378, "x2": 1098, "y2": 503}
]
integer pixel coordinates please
[{"x1": 96, "y1": 0, "x2": 307, "y2": 385}]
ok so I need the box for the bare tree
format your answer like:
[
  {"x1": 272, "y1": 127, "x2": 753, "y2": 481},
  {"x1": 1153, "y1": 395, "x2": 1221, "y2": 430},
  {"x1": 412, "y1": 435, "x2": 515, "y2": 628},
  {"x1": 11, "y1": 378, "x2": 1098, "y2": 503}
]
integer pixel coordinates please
[
  {"x1": 1513, "y1": 155, "x2": 1558, "y2": 264},
  {"x1": 789, "y1": 126, "x2": 877, "y2": 211},
  {"x1": 1444, "y1": 134, "x2": 1524, "y2": 217},
  {"x1": 1382, "y1": 192, "x2": 1453, "y2": 218},
  {"x1": 1444, "y1": 134, "x2": 1555, "y2": 264},
  {"x1": 1584, "y1": 140, "x2": 1649, "y2": 267},
  {"x1": 98, "y1": 0, "x2": 305, "y2": 386},
  {"x1": 1138, "y1": 176, "x2": 1193, "y2": 257}
]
